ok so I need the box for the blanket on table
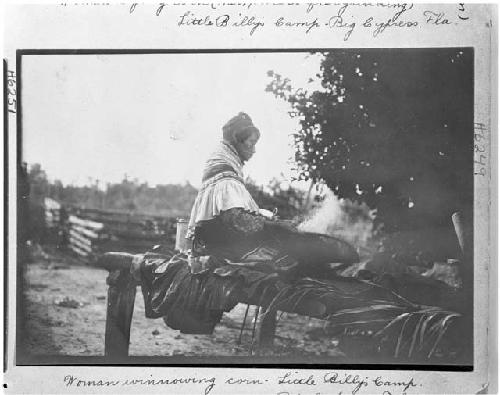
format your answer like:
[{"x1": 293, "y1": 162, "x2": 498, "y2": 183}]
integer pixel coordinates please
[{"x1": 139, "y1": 245, "x2": 295, "y2": 334}]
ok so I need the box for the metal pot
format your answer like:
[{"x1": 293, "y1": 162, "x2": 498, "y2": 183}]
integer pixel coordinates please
[{"x1": 175, "y1": 218, "x2": 190, "y2": 252}]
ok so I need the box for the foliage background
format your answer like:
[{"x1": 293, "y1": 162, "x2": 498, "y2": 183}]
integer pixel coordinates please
[{"x1": 266, "y1": 49, "x2": 473, "y2": 232}]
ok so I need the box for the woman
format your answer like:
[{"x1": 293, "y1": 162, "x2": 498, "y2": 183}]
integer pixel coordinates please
[
  {"x1": 135, "y1": 116, "x2": 459, "y2": 354},
  {"x1": 186, "y1": 112, "x2": 357, "y2": 269},
  {"x1": 139, "y1": 112, "x2": 358, "y2": 334},
  {"x1": 186, "y1": 112, "x2": 305, "y2": 266},
  {"x1": 186, "y1": 112, "x2": 269, "y2": 261},
  {"x1": 139, "y1": 113, "x2": 279, "y2": 334}
]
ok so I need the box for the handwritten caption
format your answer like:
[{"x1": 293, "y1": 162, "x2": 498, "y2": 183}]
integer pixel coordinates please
[
  {"x1": 474, "y1": 122, "x2": 488, "y2": 177},
  {"x1": 121, "y1": 3, "x2": 470, "y2": 40},
  {"x1": 6, "y1": 70, "x2": 16, "y2": 114},
  {"x1": 63, "y1": 371, "x2": 419, "y2": 395}
]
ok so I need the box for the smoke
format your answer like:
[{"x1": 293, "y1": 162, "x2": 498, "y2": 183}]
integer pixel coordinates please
[{"x1": 298, "y1": 190, "x2": 377, "y2": 255}]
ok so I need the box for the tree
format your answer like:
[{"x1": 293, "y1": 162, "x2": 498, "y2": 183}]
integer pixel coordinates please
[{"x1": 267, "y1": 49, "x2": 473, "y2": 231}]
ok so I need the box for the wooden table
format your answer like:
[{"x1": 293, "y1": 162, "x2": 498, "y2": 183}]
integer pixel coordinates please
[
  {"x1": 96, "y1": 252, "x2": 297, "y2": 358},
  {"x1": 94, "y1": 211, "x2": 470, "y2": 360}
]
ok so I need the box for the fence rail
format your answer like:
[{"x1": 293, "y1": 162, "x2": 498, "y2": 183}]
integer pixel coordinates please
[
  {"x1": 43, "y1": 200, "x2": 179, "y2": 260},
  {"x1": 44, "y1": 197, "x2": 62, "y2": 229}
]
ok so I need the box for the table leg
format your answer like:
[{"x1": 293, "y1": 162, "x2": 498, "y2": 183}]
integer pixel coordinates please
[{"x1": 104, "y1": 269, "x2": 137, "y2": 359}]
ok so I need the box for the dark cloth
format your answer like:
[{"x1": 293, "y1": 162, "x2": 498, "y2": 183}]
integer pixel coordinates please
[
  {"x1": 194, "y1": 208, "x2": 266, "y2": 260},
  {"x1": 195, "y1": 208, "x2": 359, "y2": 268},
  {"x1": 139, "y1": 249, "x2": 284, "y2": 334},
  {"x1": 140, "y1": 208, "x2": 359, "y2": 334}
]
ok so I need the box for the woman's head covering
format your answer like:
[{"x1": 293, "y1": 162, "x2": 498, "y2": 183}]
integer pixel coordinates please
[{"x1": 222, "y1": 112, "x2": 260, "y2": 145}]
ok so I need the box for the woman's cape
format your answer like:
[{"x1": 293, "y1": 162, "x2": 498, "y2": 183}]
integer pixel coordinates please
[{"x1": 187, "y1": 141, "x2": 259, "y2": 239}]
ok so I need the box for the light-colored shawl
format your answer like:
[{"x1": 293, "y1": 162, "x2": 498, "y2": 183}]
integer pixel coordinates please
[{"x1": 186, "y1": 141, "x2": 260, "y2": 239}]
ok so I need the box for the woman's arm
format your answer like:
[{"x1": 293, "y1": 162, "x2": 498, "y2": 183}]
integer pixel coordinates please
[
  {"x1": 219, "y1": 208, "x2": 298, "y2": 238},
  {"x1": 219, "y1": 207, "x2": 265, "y2": 236}
]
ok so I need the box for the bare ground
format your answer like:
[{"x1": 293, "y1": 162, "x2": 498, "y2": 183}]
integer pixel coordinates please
[{"x1": 20, "y1": 248, "x2": 345, "y2": 360}]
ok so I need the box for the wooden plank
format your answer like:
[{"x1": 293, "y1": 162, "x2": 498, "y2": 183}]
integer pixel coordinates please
[
  {"x1": 95, "y1": 252, "x2": 135, "y2": 272},
  {"x1": 69, "y1": 235, "x2": 92, "y2": 249},
  {"x1": 45, "y1": 214, "x2": 60, "y2": 223},
  {"x1": 105, "y1": 270, "x2": 137, "y2": 358},
  {"x1": 69, "y1": 238, "x2": 93, "y2": 254},
  {"x1": 78, "y1": 213, "x2": 135, "y2": 224},
  {"x1": 82, "y1": 216, "x2": 154, "y2": 231},
  {"x1": 74, "y1": 210, "x2": 174, "y2": 229},
  {"x1": 76, "y1": 206, "x2": 172, "y2": 221},
  {"x1": 70, "y1": 224, "x2": 101, "y2": 239},
  {"x1": 103, "y1": 222, "x2": 152, "y2": 232},
  {"x1": 96, "y1": 245, "x2": 154, "y2": 255},
  {"x1": 69, "y1": 230, "x2": 93, "y2": 247},
  {"x1": 97, "y1": 239, "x2": 158, "y2": 250},
  {"x1": 78, "y1": 211, "x2": 154, "y2": 224},
  {"x1": 245, "y1": 294, "x2": 327, "y2": 319},
  {"x1": 44, "y1": 197, "x2": 61, "y2": 210},
  {"x1": 45, "y1": 212, "x2": 56, "y2": 223},
  {"x1": 69, "y1": 215, "x2": 104, "y2": 230},
  {"x1": 69, "y1": 234, "x2": 92, "y2": 250},
  {"x1": 106, "y1": 228, "x2": 166, "y2": 241},
  {"x1": 65, "y1": 205, "x2": 179, "y2": 225},
  {"x1": 69, "y1": 243, "x2": 89, "y2": 257}
]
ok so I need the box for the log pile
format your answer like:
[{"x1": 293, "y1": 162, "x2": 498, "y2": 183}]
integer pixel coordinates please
[
  {"x1": 44, "y1": 197, "x2": 62, "y2": 229},
  {"x1": 67, "y1": 214, "x2": 104, "y2": 258},
  {"x1": 44, "y1": 201, "x2": 178, "y2": 260}
]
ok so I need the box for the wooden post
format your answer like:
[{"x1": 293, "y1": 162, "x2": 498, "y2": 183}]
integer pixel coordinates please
[
  {"x1": 452, "y1": 211, "x2": 468, "y2": 257},
  {"x1": 451, "y1": 211, "x2": 473, "y2": 292},
  {"x1": 104, "y1": 268, "x2": 137, "y2": 358},
  {"x1": 256, "y1": 310, "x2": 278, "y2": 347},
  {"x1": 451, "y1": 211, "x2": 473, "y2": 364}
]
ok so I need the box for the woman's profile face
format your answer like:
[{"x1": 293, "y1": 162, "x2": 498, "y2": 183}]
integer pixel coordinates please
[{"x1": 236, "y1": 132, "x2": 259, "y2": 162}]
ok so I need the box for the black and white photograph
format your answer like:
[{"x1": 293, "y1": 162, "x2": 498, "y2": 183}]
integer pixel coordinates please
[
  {"x1": 16, "y1": 47, "x2": 474, "y2": 365},
  {"x1": 3, "y1": 3, "x2": 495, "y2": 394}
]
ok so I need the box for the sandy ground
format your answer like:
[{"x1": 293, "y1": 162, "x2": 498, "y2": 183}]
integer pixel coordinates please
[{"x1": 20, "y1": 248, "x2": 345, "y2": 359}]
